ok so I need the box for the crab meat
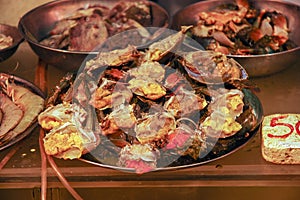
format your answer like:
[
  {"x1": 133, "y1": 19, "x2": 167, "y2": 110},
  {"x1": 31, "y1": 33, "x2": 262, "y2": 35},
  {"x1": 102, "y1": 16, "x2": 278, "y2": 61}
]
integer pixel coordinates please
[
  {"x1": 69, "y1": 14, "x2": 108, "y2": 51},
  {"x1": 89, "y1": 78, "x2": 133, "y2": 110},
  {"x1": 128, "y1": 78, "x2": 166, "y2": 100},
  {"x1": 38, "y1": 103, "x2": 73, "y2": 131},
  {"x1": 129, "y1": 61, "x2": 165, "y2": 82},
  {"x1": 135, "y1": 111, "x2": 176, "y2": 144},
  {"x1": 260, "y1": 18, "x2": 273, "y2": 36},
  {"x1": 212, "y1": 31, "x2": 235, "y2": 48},
  {"x1": 109, "y1": 1, "x2": 152, "y2": 27},
  {"x1": 164, "y1": 87, "x2": 207, "y2": 118},
  {"x1": 200, "y1": 89, "x2": 244, "y2": 138},
  {"x1": 117, "y1": 143, "x2": 159, "y2": 174},
  {"x1": 0, "y1": 34, "x2": 13, "y2": 50},
  {"x1": 43, "y1": 122, "x2": 98, "y2": 159},
  {"x1": 165, "y1": 123, "x2": 205, "y2": 160},
  {"x1": 164, "y1": 71, "x2": 186, "y2": 90},
  {"x1": 100, "y1": 104, "x2": 136, "y2": 135}
]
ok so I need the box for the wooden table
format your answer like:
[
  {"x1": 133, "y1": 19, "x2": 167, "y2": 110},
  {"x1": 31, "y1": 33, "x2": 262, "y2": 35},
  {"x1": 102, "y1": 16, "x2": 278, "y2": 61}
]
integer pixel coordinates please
[{"x1": 0, "y1": 42, "x2": 300, "y2": 200}]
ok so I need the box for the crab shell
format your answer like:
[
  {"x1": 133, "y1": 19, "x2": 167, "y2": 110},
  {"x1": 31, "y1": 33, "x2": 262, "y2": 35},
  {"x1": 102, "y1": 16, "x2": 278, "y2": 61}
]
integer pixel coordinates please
[
  {"x1": 179, "y1": 50, "x2": 248, "y2": 84},
  {"x1": 129, "y1": 61, "x2": 165, "y2": 82},
  {"x1": 100, "y1": 104, "x2": 136, "y2": 135},
  {"x1": 163, "y1": 87, "x2": 207, "y2": 118},
  {"x1": 128, "y1": 78, "x2": 166, "y2": 100},
  {"x1": 89, "y1": 78, "x2": 133, "y2": 110},
  {"x1": 117, "y1": 143, "x2": 159, "y2": 174},
  {"x1": 38, "y1": 102, "x2": 73, "y2": 131},
  {"x1": 200, "y1": 89, "x2": 245, "y2": 138},
  {"x1": 135, "y1": 111, "x2": 176, "y2": 144},
  {"x1": 43, "y1": 122, "x2": 99, "y2": 160}
]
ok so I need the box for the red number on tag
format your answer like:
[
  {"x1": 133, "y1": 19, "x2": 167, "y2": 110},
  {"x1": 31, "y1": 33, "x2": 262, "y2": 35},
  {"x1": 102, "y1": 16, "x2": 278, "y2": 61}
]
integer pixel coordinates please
[
  {"x1": 267, "y1": 115, "x2": 294, "y2": 139},
  {"x1": 295, "y1": 120, "x2": 300, "y2": 136}
]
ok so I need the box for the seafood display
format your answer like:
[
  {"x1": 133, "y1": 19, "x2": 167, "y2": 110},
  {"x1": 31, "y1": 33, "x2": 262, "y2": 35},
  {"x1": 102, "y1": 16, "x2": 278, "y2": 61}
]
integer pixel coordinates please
[
  {"x1": 0, "y1": 33, "x2": 13, "y2": 50},
  {"x1": 38, "y1": 28, "x2": 263, "y2": 173},
  {"x1": 187, "y1": 0, "x2": 298, "y2": 55},
  {"x1": 0, "y1": 73, "x2": 45, "y2": 148},
  {"x1": 40, "y1": 0, "x2": 157, "y2": 51}
]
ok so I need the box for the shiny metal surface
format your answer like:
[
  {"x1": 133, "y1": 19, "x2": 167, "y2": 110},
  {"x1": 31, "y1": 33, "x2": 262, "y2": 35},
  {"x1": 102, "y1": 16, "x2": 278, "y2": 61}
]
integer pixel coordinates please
[
  {"x1": 172, "y1": 0, "x2": 300, "y2": 77},
  {"x1": 0, "y1": 24, "x2": 23, "y2": 62},
  {"x1": 18, "y1": 0, "x2": 169, "y2": 72}
]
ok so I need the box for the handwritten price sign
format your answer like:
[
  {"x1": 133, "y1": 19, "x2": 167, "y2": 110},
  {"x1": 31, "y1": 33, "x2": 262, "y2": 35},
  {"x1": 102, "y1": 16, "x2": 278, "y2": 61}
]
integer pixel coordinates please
[{"x1": 267, "y1": 115, "x2": 300, "y2": 139}]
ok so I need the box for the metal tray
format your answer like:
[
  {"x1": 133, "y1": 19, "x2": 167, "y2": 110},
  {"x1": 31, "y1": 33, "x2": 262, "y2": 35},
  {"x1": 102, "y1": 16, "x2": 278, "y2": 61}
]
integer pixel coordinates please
[
  {"x1": 0, "y1": 73, "x2": 45, "y2": 151},
  {"x1": 80, "y1": 89, "x2": 263, "y2": 172}
]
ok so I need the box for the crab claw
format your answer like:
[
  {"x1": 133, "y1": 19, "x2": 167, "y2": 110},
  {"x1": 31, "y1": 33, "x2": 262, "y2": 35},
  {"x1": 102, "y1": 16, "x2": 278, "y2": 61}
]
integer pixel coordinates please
[{"x1": 212, "y1": 31, "x2": 235, "y2": 48}]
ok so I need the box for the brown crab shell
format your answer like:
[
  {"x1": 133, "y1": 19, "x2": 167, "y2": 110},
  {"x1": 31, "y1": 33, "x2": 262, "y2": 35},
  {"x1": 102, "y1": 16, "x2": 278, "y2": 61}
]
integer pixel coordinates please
[{"x1": 179, "y1": 50, "x2": 248, "y2": 84}]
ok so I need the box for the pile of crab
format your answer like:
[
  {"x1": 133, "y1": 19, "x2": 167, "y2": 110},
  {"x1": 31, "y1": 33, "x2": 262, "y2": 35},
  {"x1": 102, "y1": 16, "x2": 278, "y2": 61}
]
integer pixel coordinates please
[
  {"x1": 38, "y1": 27, "x2": 260, "y2": 174},
  {"x1": 188, "y1": 0, "x2": 297, "y2": 55},
  {"x1": 40, "y1": 0, "x2": 159, "y2": 51}
]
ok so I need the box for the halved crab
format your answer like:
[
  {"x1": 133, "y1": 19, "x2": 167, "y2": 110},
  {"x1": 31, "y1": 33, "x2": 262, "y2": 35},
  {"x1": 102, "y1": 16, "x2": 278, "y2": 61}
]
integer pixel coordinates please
[
  {"x1": 179, "y1": 50, "x2": 247, "y2": 84},
  {"x1": 200, "y1": 89, "x2": 244, "y2": 138},
  {"x1": 43, "y1": 122, "x2": 99, "y2": 160},
  {"x1": 135, "y1": 111, "x2": 176, "y2": 144},
  {"x1": 117, "y1": 143, "x2": 159, "y2": 174},
  {"x1": 38, "y1": 102, "x2": 73, "y2": 131},
  {"x1": 164, "y1": 86, "x2": 207, "y2": 118},
  {"x1": 100, "y1": 104, "x2": 136, "y2": 135},
  {"x1": 129, "y1": 61, "x2": 165, "y2": 82},
  {"x1": 128, "y1": 78, "x2": 166, "y2": 100},
  {"x1": 164, "y1": 123, "x2": 205, "y2": 160},
  {"x1": 89, "y1": 78, "x2": 133, "y2": 110},
  {"x1": 85, "y1": 45, "x2": 141, "y2": 74}
]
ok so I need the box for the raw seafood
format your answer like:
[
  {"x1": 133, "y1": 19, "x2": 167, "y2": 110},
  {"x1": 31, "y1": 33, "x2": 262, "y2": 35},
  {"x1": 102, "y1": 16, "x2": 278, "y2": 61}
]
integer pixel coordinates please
[
  {"x1": 0, "y1": 93, "x2": 23, "y2": 139},
  {"x1": 0, "y1": 73, "x2": 45, "y2": 145},
  {"x1": 38, "y1": 29, "x2": 260, "y2": 173},
  {"x1": 0, "y1": 33, "x2": 13, "y2": 50},
  {"x1": 40, "y1": 1, "x2": 154, "y2": 51},
  {"x1": 0, "y1": 82, "x2": 44, "y2": 143},
  {"x1": 188, "y1": 0, "x2": 297, "y2": 55}
]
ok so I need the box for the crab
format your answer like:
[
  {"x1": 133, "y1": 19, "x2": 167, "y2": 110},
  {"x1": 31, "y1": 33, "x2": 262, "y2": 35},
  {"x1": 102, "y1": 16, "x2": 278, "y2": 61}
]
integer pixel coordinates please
[
  {"x1": 38, "y1": 27, "x2": 261, "y2": 173},
  {"x1": 188, "y1": 0, "x2": 296, "y2": 55}
]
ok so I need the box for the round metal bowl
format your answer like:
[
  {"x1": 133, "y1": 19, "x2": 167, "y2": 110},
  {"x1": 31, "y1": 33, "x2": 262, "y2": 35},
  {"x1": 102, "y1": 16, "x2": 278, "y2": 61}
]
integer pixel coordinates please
[
  {"x1": 172, "y1": 0, "x2": 300, "y2": 77},
  {"x1": 18, "y1": 0, "x2": 169, "y2": 72},
  {"x1": 0, "y1": 24, "x2": 24, "y2": 62}
]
